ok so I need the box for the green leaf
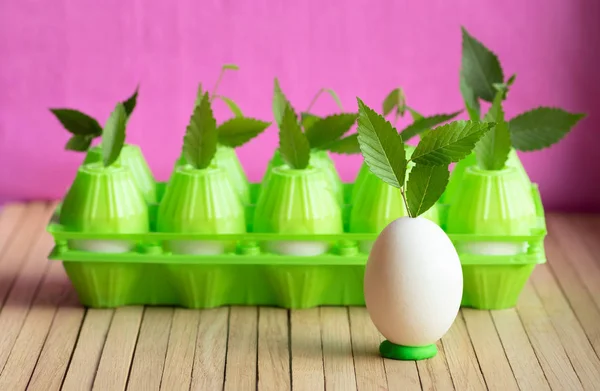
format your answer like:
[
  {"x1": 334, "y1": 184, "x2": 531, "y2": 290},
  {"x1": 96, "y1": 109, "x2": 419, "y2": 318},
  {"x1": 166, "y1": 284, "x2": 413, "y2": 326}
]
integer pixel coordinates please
[
  {"x1": 279, "y1": 105, "x2": 310, "y2": 169},
  {"x1": 273, "y1": 78, "x2": 292, "y2": 127},
  {"x1": 460, "y1": 74, "x2": 481, "y2": 120},
  {"x1": 509, "y1": 108, "x2": 586, "y2": 151},
  {"x1": 407, "y1": 164, "x2": 450, "y2": 217},
  {"x1": 475, "y1": 91, "x2": 511, "y2": 170},
  {"x1": 301, "y1": 112, "x2": 321, "y2": 131},
  {"x1": 65, "y1": 134, "x2": 93, "y2": 152},
  {"x1": 222, "y1": 64, "x2": 239, "y2": 71},
  {"x1": 305, "y1": 113, "x2": 358, "y2": 149},
  {"x1": 324, "y1": 88, "x2": 343, "y2": 110},
  {"x1": 356, "y1": 98, "x2": 407, "y2": 189},
  {"x1": 411, "y1": 120, "x2": 494, "y2": 166},
  {"x1": 400, "y1": 111, "x2": 463, "y2": 142},
  {"x1": 407, "y1": 107, "x2": 424, "y2": 121},
  {"x1": 215, "y1": 95, "x2": 243, "y2": 117},
  {"x1": 50, "y1": 109, "x2": 103, "y2": 136},
  {"x1": 102, "y1": 103, "x2": 128, "y2": 167},
  {"x1": 122, "y1": 85, "x2": 139, "y2": 117},
  {"x1": 507, "y1": 74, "x2": 516, "y2": 86},
  {"x1": 183, "y1": 92, "x2": 218, "y2": 169},
  {"x1": 321, "y1": 133, "x2": 361, "y2": 154},
  {"x1": 217, "y1": 117, "x2": 270, "y2": 147},
  {"x1": 382, "y1": 89, "x2": 400, "y2": 116},
  {"x1": 194, "y1": 83, "x2": 203, "y2": 107},
  {"x1": 460, "y1": 26, "x2": 504, "y2": 102},
  {"x1": 382, "y1": 88, "x2": 407, "y2": 118}
]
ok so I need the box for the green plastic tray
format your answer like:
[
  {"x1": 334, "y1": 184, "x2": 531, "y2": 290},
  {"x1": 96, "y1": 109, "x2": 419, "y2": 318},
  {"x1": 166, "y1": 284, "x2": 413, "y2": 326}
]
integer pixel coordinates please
[{"x1": 47, "y1": 183, "x2": 547, "y2": 310}]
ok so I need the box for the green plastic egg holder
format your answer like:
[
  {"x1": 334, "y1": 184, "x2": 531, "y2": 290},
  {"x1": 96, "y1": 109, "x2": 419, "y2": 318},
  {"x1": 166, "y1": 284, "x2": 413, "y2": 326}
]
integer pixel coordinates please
[{"x1": 47, "y1": 182, "x2": 547, "y2": 310}]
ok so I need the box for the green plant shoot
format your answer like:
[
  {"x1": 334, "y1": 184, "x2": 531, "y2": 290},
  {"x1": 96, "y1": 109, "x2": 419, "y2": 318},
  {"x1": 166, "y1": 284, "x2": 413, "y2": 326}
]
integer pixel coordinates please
[
  {"x1": 381, "y1": 87, "x2": 463, "y2": 141},
  {"x1": 460, "y1": 26, "x2": 586, "y2": 167},
  {"x1": 183, "y1": 92, "x2": 218, "y2": 169},
  {"x1": 272, "y1": 79, "x2": 358, "y2": 155},
  {"x1": 327, "y1": 87, "x2": 463, "y2": 156},
  {"x1": 208, "y1": 64, "x2": 243, "y2": 117},
  {"x1": 356, "y1": 98, "x2": 493, "y2": 218},
  {"x1": 190, "y1": 71, "x2": 271, "y2": 150},
  {"x1": 102, "y1": 103, "x2": 128, "y2": 167},
  {"x1": 51, "y1": 85, "x2": 140, "y2": 152},
  {"x1": 475, "y1": 88, "x2": 511, "y2": 170},
  {"x1": 305, "y1": 88, "x2": 344, "y2": 114},
  {"x1": 279, "y1": 105, "x2": 311, "y2": 169},
  {"x1": 383, "y1": 88, "x2": 407, "y2": 121}
]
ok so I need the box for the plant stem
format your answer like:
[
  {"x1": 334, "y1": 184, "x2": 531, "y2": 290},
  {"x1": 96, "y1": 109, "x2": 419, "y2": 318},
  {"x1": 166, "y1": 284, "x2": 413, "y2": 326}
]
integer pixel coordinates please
[
  {"x1": 400, "y1": 187, "x2": 412, "y2": 218},
  {"x1": 306, "y1": 88, "x2": 325, "y2": 113},
  {"x1": 210, "y1": 68, "x2": 228, "y2": 103},
  {"x1": 394, "y1": 110, "x2": 400, "y2": 125}
]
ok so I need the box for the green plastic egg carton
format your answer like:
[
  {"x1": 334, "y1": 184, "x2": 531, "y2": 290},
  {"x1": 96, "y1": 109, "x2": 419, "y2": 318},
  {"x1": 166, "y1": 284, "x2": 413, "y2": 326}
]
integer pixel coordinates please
[{"x1": 47, "y1": 182, "x2": 547, "y2": 310}]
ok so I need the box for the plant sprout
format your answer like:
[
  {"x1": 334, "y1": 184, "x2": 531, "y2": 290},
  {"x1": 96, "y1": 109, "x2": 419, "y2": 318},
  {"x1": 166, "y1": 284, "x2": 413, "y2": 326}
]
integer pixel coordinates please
[
  {"x1": 460, "y1": 26, "x2": 586, "y2": 170},
  {"x1": 272, "y1": 79, "x2": 358, "y2": 157},
  {"x1": 355, "y1": 98, "x2": 493, "y2": 218},
  {"x1": 50, "y1": 86, "x2": 139, "y2": 152},
  {"x1": 185, "y1": 65, "x2": 271, "y2": 151}
]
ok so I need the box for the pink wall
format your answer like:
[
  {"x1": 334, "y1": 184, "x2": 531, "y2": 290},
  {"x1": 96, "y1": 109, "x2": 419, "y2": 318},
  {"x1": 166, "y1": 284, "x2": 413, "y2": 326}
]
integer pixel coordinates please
[{"x1": 0, "y1": 0, "x2": 598, "y2": 211}]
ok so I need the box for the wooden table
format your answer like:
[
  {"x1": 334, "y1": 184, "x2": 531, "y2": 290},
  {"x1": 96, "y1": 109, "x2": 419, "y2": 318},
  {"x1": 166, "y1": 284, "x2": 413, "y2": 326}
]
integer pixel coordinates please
[{"x1": 0, "y1": 202, "x2": 599, "y2": 390}]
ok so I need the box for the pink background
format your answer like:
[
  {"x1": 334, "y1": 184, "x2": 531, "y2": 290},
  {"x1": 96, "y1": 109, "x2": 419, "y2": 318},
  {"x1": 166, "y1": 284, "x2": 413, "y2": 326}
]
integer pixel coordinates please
[{"x1": 0, "y1": 0, "x2": 598, "y2": 211}]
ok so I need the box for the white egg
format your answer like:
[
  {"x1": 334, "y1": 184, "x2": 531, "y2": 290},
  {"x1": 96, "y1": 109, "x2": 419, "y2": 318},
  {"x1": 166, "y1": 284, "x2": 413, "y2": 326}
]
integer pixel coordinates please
[
  {"x1": 69, "y1": 240, "x2": 134, "y2": 253},
  {"x1": 459, "y1": 241, "x2": 527, "y2": 256},
  {"x1": 168, "y1": 240, "x2": 228, "y2": 255},
  {"x1": 364, "y1": 216, "x2": 463, "y2": 347},
  {"x1": 265, "y1": 241, "x2": 330, "y2": 256}
]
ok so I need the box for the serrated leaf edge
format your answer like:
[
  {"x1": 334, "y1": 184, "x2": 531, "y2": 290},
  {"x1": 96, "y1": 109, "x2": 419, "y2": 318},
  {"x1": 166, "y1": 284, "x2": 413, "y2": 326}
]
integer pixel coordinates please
[
  {"x1": 356, "y1": 98, "x2": 407, "y2": 188},
  {"x1": 461, "y1": 26, "x2": 504, "y2": 102},
  {"x1": 407, "y1": 164, "x2": 449, "y2": 217}
]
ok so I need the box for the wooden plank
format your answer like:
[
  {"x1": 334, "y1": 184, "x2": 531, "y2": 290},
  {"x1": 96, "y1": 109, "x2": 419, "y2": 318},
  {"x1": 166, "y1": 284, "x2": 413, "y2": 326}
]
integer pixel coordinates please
[
  {"x1": 416, "y1": 341, "x2": 455, "y2": 391},
  {"x1": 347, "y1": 307, "x2": 388, "y2": 391},
  {"x1": 386, "y1": 359, "x2": 420, "y2": 391},
  {"x1": 62, "y1": 309, "x2": 114, "y2": 391},
  {"x1": 0, "y1": 203, "x2": 55, "y2": 371},
  {"x1": 91, "y1": 306, "x2": 143, "y2": 391},
  {"x1": 0, "y1": 202, "x2": 50, "y2": 309},
  {"x1": 544, "y1": 233, "x2": 600, "y2": 357},
  {"x1": 27, "y1": 291, "x2": 85, "y2": 391},
  {"x1": 257, "y1": 307, "x2": 290, "y2": 391},
  {"x1": 491, "y1": 309, "x2": 550, "y2": 391},
  {"x1": 0, "y1": 260, "x2": 71, "y2": 390},
  {"x1": 0, "y1": 202, "x2": 50, "y2": 276},
  {"x1": 462, "y1": 309, "x2": 518, "y2": 391},
  {"x1": 531, "y1": 263, "x2": 600, "y2": 389},
  {"x1": 190, "y1": 307, "x2": 229, "y2": 391},
  {"x1": 572, "y1": 215, "x2": 600, "y2": 264},
  {"x1": 224, "y1": 306, "x2": 258, "y2": 391},
  {"x1": 320, "y1": 307, "x2": 357, "y2": 391},
  {"x1": 127, "y1": 307, "x2": 173, "y2": 391},
  {"x1": 0, "y1": 203, "x2": 26, "y2": 252},
  {"x1": 290, "y1": 308, "x2": 324, "y2": 391},
  {"x1": 516, "y1": 281, "x2": 583, "y2": 390},
  {"x1": 161, "y1": 309, "x2": 200, "y2": 391},
  {"x1": 547, "y1": 215, "x2": 600, "y2": 310},
  {"x1": 442, "y1": 312, "x2": 486, "y2": 390}
]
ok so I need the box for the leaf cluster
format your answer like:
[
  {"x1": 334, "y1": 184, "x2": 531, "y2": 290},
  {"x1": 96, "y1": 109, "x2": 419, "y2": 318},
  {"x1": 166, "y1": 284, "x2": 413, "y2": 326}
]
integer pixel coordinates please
[
  {"x1": 356, "y1": 99, "x2": 493, "y2": 217},
  {"x1": 50, "y1": 86, "x2": 138, "y2": 167},
  {"x1": 460, "y1": 27, "x2": 585, "y2": 169}
]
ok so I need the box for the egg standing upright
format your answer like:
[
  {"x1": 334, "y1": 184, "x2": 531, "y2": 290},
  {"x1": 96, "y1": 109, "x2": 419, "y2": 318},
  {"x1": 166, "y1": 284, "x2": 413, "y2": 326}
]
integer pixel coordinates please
[
  {"x1": 364, "y1": 216, "x2": 463, "y2": 359},
  {"x1": 353, "y1": 98, "x2": 493, "y2": 360}
]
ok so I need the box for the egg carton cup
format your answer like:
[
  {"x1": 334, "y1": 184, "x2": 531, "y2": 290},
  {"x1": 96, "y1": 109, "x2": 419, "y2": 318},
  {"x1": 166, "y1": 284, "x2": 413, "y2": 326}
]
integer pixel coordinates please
[
  {"x1": 174, "y1": 145, "x2": 252, "y2": 205},
  {"x1": 48, "y1": 180, "x2": 546, "y2": 310},
  {"x1": 85, "y1": 144, "x2": 157, "y2": 204}
]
